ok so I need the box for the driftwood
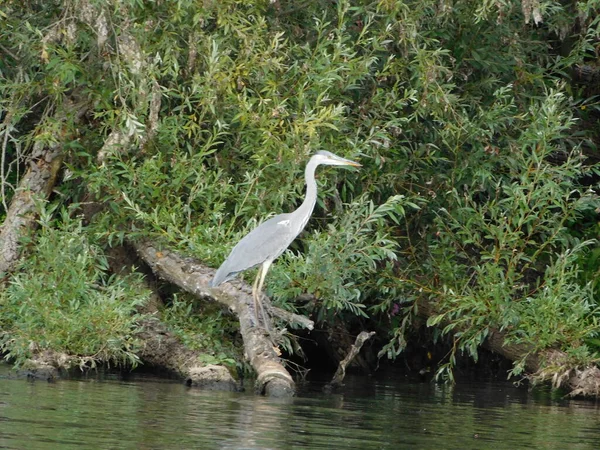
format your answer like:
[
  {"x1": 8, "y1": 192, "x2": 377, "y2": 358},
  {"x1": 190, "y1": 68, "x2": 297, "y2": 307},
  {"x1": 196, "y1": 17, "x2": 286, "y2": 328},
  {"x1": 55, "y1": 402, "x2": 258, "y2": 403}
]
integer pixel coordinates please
[
  {"x1": 418, "y1": 299, "x2": 600, "y2": 397},
  {"x1": 325, "y1": 331, "x2": 375, "y2": 391},
  {"x1": 133, "y1": 240, "x2": 313, "y2": 397}
]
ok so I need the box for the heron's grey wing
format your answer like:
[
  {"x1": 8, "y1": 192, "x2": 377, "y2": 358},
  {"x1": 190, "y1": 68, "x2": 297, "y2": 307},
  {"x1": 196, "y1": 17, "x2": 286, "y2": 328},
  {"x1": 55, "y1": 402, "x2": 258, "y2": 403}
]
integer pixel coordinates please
[{"x1": 211, "y1": 213, "x2": 296, "y2": 286}]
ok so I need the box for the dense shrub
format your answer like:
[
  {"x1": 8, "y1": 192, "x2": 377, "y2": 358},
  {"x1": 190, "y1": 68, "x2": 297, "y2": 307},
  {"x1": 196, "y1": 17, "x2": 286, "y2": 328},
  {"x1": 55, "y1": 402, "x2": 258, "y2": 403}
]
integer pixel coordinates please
[{"x1": 0, "y1": 208, "x2": 149, "y2": 367}]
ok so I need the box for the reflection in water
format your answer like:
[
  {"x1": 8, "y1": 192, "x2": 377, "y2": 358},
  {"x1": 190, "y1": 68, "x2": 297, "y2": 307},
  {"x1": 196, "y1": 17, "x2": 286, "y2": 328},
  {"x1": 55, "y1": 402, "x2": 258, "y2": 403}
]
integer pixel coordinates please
[{"x1": 0, "y1": 364, "x2": 599, "y2": 449}]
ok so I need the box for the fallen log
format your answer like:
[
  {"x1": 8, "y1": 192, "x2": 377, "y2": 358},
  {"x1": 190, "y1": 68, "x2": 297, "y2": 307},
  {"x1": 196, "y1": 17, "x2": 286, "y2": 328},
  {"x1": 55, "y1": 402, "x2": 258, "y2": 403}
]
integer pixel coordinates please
[
  {"x1": 106, "y1": 245, "x2": 238, "y2": 390},
  {"x1": 136, "y1": 316, "x2": 237, "y2": 390},
  {"x1": 78, "y1": 3, "x2": 286, "y2": 392},
  {"x1": 133, "y1": 240, "x2": 314, "y2": 397},
  {"x1": 79, "y1": 0, "x2": 241, "y2": 389}
]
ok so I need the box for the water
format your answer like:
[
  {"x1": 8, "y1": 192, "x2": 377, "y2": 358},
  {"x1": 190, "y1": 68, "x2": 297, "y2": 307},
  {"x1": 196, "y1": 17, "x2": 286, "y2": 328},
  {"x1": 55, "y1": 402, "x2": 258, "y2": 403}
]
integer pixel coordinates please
[{"x1": 1, "y1": 364, "x2": 599, "y2": 449}]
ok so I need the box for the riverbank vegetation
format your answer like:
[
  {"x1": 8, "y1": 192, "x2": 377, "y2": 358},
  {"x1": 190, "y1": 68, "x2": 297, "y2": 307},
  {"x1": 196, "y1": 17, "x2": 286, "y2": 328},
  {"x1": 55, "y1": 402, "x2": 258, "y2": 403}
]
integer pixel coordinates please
[{"x1": 1, "y1": 0, "x2": 599, "y2": 395}]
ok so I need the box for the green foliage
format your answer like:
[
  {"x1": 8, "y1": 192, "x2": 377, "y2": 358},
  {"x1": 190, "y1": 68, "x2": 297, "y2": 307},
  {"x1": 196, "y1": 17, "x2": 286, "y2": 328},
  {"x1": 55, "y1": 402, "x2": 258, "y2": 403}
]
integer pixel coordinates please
[
  {"x1": 269, "y1": 194, "x2": 418, "y2": 322},
  {"x1": 160, "y1": 294, "x2": 242, "y2": 369},
  {"x1": 0, "y1": 206, "x2": 149, "y2": 368},
  {"x1": 2, "y1": 0, "x2": 600, "y2": 381},
  {"x1": 511, "y1": 242, "x2": 598, "y2": 350},
  {"x1": 423, "y1": 89, "x2": 600, "y2": 378}
]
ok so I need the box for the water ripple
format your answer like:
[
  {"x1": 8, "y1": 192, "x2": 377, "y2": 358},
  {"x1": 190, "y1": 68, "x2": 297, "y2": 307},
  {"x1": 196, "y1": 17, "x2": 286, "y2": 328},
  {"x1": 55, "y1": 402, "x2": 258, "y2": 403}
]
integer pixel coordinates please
[{"x1": 0, "y1": 366, "x2": 599, "y2": 449}]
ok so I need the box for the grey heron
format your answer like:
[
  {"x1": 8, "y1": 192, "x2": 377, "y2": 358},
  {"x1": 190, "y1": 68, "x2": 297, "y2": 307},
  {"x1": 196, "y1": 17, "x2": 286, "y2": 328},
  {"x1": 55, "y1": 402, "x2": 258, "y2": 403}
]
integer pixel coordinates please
[{"x1": 210, "y1": 151, "x2": 361, "y2": 328}]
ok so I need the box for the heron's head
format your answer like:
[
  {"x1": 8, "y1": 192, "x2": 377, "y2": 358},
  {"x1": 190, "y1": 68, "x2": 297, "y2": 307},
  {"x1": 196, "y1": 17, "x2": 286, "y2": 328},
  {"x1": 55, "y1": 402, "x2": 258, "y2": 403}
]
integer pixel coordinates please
[{"x1": 313, "y1": 150, "x2": 362, "y2": 168}]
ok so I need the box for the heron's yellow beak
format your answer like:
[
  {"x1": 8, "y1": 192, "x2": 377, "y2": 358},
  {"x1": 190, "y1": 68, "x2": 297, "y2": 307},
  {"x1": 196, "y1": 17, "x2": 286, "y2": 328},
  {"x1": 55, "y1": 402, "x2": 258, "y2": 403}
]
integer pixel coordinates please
[
  {"x1": 345, "y1": 160, "x2": 362, "y2": 167},
  {"x1": 336, "y1": 156, "x2": 362, "y2": 167},
  {"x1": 321, "y1": 151, "x2": 362, "y2": 168}
]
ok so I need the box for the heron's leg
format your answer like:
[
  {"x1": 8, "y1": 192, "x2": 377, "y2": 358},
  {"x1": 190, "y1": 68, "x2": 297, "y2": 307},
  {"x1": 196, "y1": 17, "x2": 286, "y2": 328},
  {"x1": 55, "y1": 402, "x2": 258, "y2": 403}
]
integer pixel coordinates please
[
  {"x1": 251, "y1": 265, "x2": 263, "y2": 326},
  {"x1": 255, "y1": 259, "x2": 272, "y2": 331}
]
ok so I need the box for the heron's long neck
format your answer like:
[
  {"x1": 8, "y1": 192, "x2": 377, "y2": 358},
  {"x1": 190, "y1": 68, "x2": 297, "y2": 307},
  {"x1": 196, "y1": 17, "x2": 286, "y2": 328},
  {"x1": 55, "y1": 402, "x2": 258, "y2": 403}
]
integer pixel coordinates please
[{"x1": 294, "y1": 158, "x2": 319, "y2": 231}]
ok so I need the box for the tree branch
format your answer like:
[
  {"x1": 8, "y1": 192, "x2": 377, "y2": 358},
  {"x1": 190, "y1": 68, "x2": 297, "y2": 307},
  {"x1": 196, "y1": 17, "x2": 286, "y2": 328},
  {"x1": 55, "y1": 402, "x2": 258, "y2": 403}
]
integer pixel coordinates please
[{"x1": 326, "y1": 331, "x2": 376, "y2": 390}]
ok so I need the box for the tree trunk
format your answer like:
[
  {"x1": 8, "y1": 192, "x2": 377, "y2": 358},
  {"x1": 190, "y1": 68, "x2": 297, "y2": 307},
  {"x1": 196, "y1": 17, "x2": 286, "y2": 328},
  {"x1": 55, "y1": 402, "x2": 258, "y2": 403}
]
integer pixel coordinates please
[
  {"x1": 0, "y1": 143, "x2": 61, "y2": 275},
  {"x1": 0, "y1": 97, "x2": 88, "y2": 276}
]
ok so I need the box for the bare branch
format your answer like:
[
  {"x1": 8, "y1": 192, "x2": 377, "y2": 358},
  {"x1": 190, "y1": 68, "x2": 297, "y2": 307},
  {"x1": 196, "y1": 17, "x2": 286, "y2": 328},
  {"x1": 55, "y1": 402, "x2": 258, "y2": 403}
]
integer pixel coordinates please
[{"x1": 327, "y1": 331, "x2": 376, "y2": 390}]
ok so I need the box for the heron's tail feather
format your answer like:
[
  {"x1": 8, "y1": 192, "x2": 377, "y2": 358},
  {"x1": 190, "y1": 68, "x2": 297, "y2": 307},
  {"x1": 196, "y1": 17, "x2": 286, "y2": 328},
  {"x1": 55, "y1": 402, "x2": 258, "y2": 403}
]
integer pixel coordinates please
[{"x1": 210, "y1": 263, "x2": 231, "y2": 288}]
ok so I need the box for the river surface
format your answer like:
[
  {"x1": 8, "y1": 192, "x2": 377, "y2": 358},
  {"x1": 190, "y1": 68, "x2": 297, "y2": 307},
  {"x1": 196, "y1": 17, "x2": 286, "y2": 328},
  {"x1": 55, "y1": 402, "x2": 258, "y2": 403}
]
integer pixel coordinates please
[{"x1": 1, "y1": 364, "x2": 599, "y2": 449}]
